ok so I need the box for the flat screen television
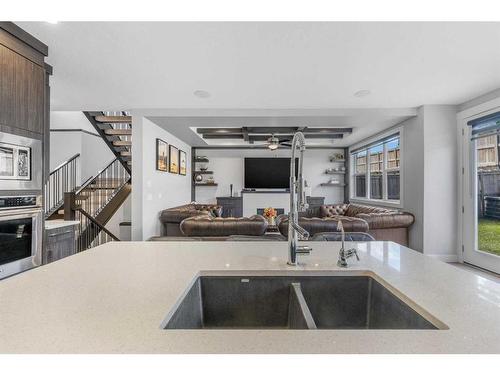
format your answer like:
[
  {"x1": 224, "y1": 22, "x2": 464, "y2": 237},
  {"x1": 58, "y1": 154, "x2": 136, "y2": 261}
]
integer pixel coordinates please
[{"x1": 244, "y1": 157, "x2": 298, "y2": 189}]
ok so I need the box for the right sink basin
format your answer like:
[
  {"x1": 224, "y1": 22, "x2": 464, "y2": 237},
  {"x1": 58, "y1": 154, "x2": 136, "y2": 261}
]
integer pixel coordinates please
[{"x1": 162, "y1": 273, "x2": 447, "y2": 330}]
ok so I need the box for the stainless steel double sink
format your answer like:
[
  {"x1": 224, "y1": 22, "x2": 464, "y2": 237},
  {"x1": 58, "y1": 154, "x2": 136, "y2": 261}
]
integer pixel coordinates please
[{"x1": 162, "y1": 272, "x2": 447, "y2": 330}]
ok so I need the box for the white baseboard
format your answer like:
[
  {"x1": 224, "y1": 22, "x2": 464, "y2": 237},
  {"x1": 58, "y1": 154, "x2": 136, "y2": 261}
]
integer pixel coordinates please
[{"x1": 426, "y1": 254, "x2": 459, "y2": 263}]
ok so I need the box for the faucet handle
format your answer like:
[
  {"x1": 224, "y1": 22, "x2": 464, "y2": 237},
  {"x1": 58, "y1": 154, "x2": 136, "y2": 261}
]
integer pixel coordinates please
[
  {"x1": 347, "y1": 248, "x2": 360, "y2": 261},
  {"x1": 296, "y1": 245, "x2": 312, "y2": 255}
]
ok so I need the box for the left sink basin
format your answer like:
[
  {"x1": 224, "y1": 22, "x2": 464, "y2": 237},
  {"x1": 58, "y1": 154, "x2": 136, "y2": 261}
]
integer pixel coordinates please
[{"x1": 162, "y1": 275, "x2": 316, "y2": 329}]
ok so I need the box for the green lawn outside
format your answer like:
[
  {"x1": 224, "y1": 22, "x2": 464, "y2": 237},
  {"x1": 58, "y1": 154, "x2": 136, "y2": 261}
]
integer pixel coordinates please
[{"x1": 478, "y1": 218, "x2": 500, "y2": 256}]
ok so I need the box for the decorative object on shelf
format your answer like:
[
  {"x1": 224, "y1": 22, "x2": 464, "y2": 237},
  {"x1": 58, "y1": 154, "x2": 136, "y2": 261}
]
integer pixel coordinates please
[
  {"x1": 194, "y1": 174, "x2": 203, "y2": 182},
  {"x1": 195, "y1": 156, "x2": 209, "y2": 163},
  {"x1": 199, "y1": 164, "x2": 208, "y2": 171},
  {"x1": 263, "y1": 207, "x2": 277, "y2": 226},
  {"x1": 205, "y1": 176, "x2": 216, "y2": 185},
  {"x1": 329, "y1": 153, "x2": 345, "y2": 162},
  {"x1": 179, "y1": 150, "x2": 187, "y2": 176},
  {"x1": 169, "y1": 145, "x2": 179, "y2": 174},
  {"x1": 155, "y1": 139, "x2": 168, "y2": 172}
]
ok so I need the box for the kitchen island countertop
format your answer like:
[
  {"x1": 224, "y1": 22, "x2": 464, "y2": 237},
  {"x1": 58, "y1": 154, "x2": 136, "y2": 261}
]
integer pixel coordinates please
[{"x1": 0, "y1": 241, "x2": 499, "y2": 353}]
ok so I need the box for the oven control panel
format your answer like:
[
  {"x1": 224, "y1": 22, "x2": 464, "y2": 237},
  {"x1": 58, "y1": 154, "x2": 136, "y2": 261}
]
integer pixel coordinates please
[{"x1": 0, "y1": 196, "x2": 38, "y2": 210}]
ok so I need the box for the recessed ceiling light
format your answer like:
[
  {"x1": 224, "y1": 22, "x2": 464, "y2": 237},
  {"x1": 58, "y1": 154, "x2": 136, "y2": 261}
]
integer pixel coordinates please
[
  {"x1": 354, "y1": 89, "x2": 371, "y2": 98},
  {"x1": 193, "y1": 90, "x2": 211, "y2": 99},
  {"x1": 46, "y1": 21, "x2": 59, "y2": 24}
]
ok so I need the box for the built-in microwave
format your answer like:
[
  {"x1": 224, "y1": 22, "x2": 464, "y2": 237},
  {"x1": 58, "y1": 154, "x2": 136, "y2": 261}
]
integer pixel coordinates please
[
  {"x1": 0, "y1": 196, "x2": 42, "y2": 280},
  {"x1": 0, "y1": 132, "x2": 41, "y2": 191}
]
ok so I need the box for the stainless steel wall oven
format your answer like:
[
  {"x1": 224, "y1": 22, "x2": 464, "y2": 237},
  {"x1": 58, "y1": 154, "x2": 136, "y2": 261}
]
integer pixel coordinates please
[{"x1": 0, "y1": 196, "x2": 42, "y2": 279}]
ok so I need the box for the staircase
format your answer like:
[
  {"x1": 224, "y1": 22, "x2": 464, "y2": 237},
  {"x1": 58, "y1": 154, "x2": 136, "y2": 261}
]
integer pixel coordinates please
[
  {"x1": 66, "y1": 158, "x2": 131, "y2": 251},
  {"x1": 44, "y1": 111, "x2": 133, "y2": 251},
  {"x1": 83, "y1": 111, "x2": 132, "y2": 174}
]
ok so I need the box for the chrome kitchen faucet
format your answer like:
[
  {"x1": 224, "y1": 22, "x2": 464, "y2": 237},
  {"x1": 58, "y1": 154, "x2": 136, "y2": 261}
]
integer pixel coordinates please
[{"x1": 287, "y1": 132, "x2": 312, "y2": 265}]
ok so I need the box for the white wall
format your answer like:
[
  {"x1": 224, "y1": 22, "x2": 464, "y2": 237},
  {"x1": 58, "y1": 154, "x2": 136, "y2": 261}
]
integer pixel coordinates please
[
  {"x1": 194, "y1": 148, "x2": 346, "y2": 205},
  {"x1": 50, "y1": 111, "x2": 115, "y2": 183},
  {"x1": 131, "y1": 116, "x2": 192, "y2": 240},
  {"x1": 422, "y1": 105, "x2": 458, "y2": 259},
  {"x1": 400, "y1": 111, "x2": 425, "y2": 251},
  {"x1": 51, "y1": 111, "x2": 98, "y2": 134}
]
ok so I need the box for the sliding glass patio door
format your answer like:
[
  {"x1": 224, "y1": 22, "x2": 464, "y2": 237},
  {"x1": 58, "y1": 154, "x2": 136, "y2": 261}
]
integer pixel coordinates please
[{"x1": 461, "y1": 110, "x2": 500, "y2": 274}]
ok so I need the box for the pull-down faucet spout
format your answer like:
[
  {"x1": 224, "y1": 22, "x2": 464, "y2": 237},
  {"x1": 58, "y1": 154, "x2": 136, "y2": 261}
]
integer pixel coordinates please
[{"x1": 287, "y1": 132, "x2": 312, "y2": 266}]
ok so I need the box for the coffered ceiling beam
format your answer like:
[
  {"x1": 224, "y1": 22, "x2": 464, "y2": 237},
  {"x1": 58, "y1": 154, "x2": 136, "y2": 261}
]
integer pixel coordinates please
[
  {"x1": 196, "y1": 128, "x2": 242, "y2": 135},
  {"x1": 202, "y1": 134, "x2": 244, "y2": 139},
  {"x1": 304, "y1": 127, "x2": 353, "y2": 134}
]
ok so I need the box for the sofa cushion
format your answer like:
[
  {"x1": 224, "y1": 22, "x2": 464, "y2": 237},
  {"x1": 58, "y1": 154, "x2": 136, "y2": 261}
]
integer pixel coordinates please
[
  {"x1": 345, "y1": 203, "x2": 395, "y2": 216},
  {"x1": 180, "y1": 215, "x2": 268, "y2": 237},
  {"x1": 320, "y1": 204, "x2": 350, "y2": 217},
  {"x1": 355, "y1": 212, "x2": 414, "y2": 229},
  {"x1": 159, "y1": 203, "x2": 222, "y2": 224},
  {"x1": 278, "y1": 216, "x2": 369, "y2": 237}
]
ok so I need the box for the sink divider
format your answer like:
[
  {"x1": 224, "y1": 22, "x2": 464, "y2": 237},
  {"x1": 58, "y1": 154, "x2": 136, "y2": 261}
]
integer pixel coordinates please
[{"x1": 288, "y1": 283, "x2": 317, "y2": 330}]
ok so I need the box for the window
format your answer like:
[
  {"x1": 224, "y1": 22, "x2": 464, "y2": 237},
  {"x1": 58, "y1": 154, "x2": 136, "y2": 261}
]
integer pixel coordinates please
[
  {"x1": 354, "y1": 150, "x2": 367, "y2": 198},
  {"x1": 350, "y1": 134, "x2": 401, "y2": 203}
]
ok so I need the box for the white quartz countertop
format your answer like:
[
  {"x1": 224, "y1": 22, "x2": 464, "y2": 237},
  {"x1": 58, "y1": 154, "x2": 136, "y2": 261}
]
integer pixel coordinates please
[
  {"x1": 0, "y1": 241, "x2": 499, "y2": 354},
  {"x1": 44, "y1": 220, "x2": 80, "y2": 230}
]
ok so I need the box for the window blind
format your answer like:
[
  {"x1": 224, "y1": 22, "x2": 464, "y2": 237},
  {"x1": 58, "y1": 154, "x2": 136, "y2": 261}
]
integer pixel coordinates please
[
  {"x1": 468, "y1": 111, "x2": 500, "y2": 140},
  {"x1": 350, "y1": 133, "x2": 399, "y2": 154}
]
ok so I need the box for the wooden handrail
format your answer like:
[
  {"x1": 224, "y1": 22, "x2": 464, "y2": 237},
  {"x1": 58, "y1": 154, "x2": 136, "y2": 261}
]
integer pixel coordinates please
[
  {"x1": 50, "y1": 153, "x2": 80, "y2": 175},
  {"x1": 76, "y1": 208, "x2": 120, "y2": 241}
]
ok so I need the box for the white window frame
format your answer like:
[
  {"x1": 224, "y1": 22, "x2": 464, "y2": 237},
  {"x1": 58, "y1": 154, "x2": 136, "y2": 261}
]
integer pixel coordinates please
[{"x1": 349, "y1": 128, "x2": 403, "y2": 208}]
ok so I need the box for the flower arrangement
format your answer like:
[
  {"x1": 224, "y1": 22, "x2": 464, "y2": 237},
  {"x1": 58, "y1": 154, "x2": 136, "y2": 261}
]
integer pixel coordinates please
[
  {"x1": 263, "y1": 207, "x2": 277, "y2": 225},
  {"x1": 263, "y1": 207, "x2": 277, "y2": 218}
]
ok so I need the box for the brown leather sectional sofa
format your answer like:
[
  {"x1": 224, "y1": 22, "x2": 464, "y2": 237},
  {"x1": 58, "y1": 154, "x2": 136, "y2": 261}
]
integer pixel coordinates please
[
  {"x1": 277, "y1": 203, "x2": 414, "y2": 246},
  {"x1": 158, "y1": 202, "x2": 414, "y2": 246}
]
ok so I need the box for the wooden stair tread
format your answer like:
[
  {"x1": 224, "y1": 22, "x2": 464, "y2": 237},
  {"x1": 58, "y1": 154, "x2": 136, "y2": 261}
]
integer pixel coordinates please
[
  {"x1": 95, "y1": 115, "x2": 132, "y2": 124},
  {"x1": 120, "y1": 151, "x2": 131, "y2": 156},
  {"x1": 104, "y1": 129, "x2": 132, "y2": 136},
  {"x1": 113, "y1": 140, "x2": 132, "y2": 146}
]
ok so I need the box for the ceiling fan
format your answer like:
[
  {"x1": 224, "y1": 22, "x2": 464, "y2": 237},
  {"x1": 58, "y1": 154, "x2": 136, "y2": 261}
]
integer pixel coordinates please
[{"x1": 265, "y1": 134, "x2": 292, "y2": 150}]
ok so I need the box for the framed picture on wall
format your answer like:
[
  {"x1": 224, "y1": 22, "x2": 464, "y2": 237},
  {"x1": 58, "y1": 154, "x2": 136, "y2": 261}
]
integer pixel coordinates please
[
  {"x1": 156, "y1": 139, "x2": 168, "y2": 172},
  {"x1": 179, "y1": 150, "x2": 187, "y2": 176},
  {"x1": 169, "y1": 145, "x2": 179, "y2": 174}
]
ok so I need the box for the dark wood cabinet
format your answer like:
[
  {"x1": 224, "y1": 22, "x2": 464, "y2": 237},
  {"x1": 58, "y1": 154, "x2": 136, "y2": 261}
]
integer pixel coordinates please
[
  {"x1": 217, "y1": 196, "x2": 243, "y2": 218},
  {"x1": 0, "y1": 43, "x2": 45, "y2": 135},
  {"x1": 43, "y1": 225, "x2": 77, "y2": 264}
]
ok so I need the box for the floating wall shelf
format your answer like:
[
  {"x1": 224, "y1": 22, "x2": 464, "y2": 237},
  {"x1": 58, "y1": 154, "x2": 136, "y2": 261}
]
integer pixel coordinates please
[
  {"x1": 195, "y1": 183, "x2": 218, "y2": 187},
  {"x1": 320, "y1": 183, "x2": 346, "y2": 187},
  {"x1": 193, "y1": 171, "x2": 213, "y2": 175},
  {"x1": 325, "y1": 171, "x2": 345, "y2": 175}
]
